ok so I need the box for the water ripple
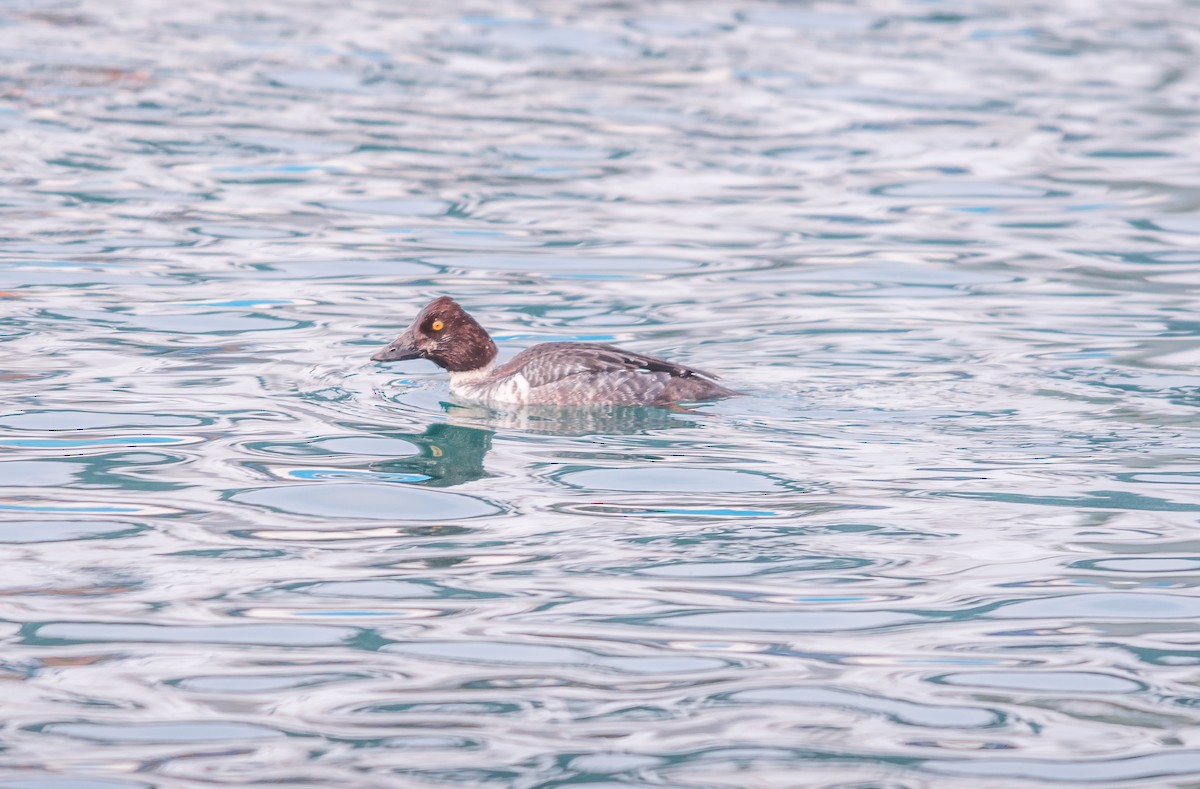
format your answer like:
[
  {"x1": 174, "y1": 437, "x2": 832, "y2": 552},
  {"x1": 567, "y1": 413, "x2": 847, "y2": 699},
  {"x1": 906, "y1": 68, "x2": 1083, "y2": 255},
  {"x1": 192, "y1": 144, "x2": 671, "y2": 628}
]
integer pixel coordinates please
[{"x1": 2, "y1": 0, "x2": 1199, "y2": 785}]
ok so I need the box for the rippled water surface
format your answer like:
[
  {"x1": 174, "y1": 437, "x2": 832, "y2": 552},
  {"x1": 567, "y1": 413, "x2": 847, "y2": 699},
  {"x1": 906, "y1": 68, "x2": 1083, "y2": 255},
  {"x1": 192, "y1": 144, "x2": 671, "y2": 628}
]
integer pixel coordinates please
[{"x1": 2, "y1": 0, "x2": 1200, "y2": 786}]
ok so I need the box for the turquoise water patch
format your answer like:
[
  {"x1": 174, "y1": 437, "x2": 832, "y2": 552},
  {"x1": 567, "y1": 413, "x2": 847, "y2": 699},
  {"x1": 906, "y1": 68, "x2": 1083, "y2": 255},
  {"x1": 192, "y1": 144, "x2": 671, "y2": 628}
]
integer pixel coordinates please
[
  {"x1": 0, "y1": 520, "x2": 145, "y2": 543},
  {"x1": 932, "y1": 671, "x2": 1144, "y2": 694},
  {"x1": 308, "y1": 436, "x2": 422, "y2": 456},
  {"x1": 0, "y1": 411, "x2": 207, "y2": 430},
  {"x1": 37, "y1": 721, "x2": 285, "y2": 744},
  {"x1": 875, "y1": 181, "x2": 1058, "y2": 199},
  {"x1": 228, "y1": 482, "x2": 501, "y2": 519},
  {"x1": 989, "y1": 593, "x2": 1200, "y2": 619},
  {"x1": 282, "y1": 468, "x2": 430, "y2": 483},
  {"x1": 317, "y1": 198, "x2": 448, "y2": 216},
  {"x1": 0, "y1": 500, "x2": 182, "y2": 515},
  {"x1": 0, "y1": 779, "x2": 152, "y2": 789},
  {"x1": 384, "y1": 641, "x2": 734, "y2": 674},
  {"x1": 727, "y1": 686, "x2": 1000, "y2": 728},
  {"x1": 0, "y1": 461, "x2": 80, "y2": 486},
  {"x1": 644, "y1": 610, "x2": 922, "y2": 633},
  {"x1": 0, "y1": 436, "x2": 199, "y2": 449},
  {"x1": 555, "y1": 466, "x2": 785, "y2": 493},
  {"x1": 924, "y1": 751, "x2": 1200, "y2": 782},
  {"x1": 172, "y1": 672, "x2": 372, "y2": 693},
  {"x1": 294, "y1": 579, "x2": 439, "y2": 599},
  {"x1": 32, "y1": 622, "x2": 360, "y2": 647},
  {"x1": 432, "y1": 255, "x2": 696, "y2": 274}
]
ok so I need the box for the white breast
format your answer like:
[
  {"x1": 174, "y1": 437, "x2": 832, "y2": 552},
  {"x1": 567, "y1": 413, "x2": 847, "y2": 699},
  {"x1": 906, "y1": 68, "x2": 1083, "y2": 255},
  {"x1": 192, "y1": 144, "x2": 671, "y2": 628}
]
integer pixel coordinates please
[{"x1": 449, "y1": 368, "x2": 531, "y2": 404}]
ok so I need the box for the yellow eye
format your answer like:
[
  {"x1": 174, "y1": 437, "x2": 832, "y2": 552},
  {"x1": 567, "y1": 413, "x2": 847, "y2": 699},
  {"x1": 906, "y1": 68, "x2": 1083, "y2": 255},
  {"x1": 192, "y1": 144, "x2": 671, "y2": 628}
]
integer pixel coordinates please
[{"x1": 431, "y1": 320, "x2": 444, "y2": 331}]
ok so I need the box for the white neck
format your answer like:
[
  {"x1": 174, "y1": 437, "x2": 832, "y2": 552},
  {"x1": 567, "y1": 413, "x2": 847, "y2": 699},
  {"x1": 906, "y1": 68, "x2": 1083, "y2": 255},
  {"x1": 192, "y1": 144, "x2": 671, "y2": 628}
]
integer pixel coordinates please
[{"x1": 448, "y1": 363, "x2": 496, "y2": 390}]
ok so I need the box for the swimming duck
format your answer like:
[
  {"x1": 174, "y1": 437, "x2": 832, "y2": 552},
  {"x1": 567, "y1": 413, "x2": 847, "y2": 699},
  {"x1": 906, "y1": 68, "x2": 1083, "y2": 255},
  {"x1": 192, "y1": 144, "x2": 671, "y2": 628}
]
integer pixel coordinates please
[{"x1": 370, "y1": 297, "x2": 741, "y2": 406}]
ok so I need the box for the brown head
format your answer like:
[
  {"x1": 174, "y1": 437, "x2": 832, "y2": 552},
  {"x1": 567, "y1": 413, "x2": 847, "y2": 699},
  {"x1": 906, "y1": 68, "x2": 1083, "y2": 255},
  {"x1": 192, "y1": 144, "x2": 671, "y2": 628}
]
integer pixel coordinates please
[{"x1": 370, "y1": 296, "x2": 497, "y2": 372}]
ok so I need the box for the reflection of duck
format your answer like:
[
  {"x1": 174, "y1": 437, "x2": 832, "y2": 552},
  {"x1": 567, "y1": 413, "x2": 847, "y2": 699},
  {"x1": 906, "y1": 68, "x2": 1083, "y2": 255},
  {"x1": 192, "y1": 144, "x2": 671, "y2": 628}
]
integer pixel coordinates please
[
  {"x1": 367, "y1": 403, "x2": 704, "y2": 488},
  {"x1": 370, "y1": 422, "x2": 492, "y2": 488},
  {"x1": 447, "y1": 403, "x2": 702, "y2": 437},
  {"x1": 371, "y1": 297, "x2": 742, "y2": 406}
]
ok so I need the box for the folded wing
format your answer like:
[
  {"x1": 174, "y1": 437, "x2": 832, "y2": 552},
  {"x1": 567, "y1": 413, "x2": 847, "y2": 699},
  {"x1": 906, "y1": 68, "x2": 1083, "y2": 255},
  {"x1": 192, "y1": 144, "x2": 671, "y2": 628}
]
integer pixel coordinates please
[{"x1": 495, "y1": 343, "x2": 721, "y2": 388}]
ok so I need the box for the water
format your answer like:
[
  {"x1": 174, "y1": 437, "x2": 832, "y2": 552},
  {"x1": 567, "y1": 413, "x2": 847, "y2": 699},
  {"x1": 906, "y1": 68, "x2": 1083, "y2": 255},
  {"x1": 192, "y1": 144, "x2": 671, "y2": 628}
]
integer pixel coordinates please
[{"x1": 1, "y1": 0, "x2": 1199, "y2": 786}]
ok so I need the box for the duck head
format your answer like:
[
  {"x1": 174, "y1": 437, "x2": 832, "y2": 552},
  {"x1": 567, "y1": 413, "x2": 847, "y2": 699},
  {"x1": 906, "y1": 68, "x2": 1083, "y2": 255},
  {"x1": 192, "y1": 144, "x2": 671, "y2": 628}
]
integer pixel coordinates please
[{"x1": 371, "y1": 296, "x2": 498, "y2": 372}]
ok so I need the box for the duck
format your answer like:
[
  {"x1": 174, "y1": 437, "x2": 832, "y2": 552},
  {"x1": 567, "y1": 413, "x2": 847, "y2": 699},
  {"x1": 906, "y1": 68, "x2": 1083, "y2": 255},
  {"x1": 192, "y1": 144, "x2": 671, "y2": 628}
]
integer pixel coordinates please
[{"x1": 370, "y1": 297, "x2": 742, "y2": 406}]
